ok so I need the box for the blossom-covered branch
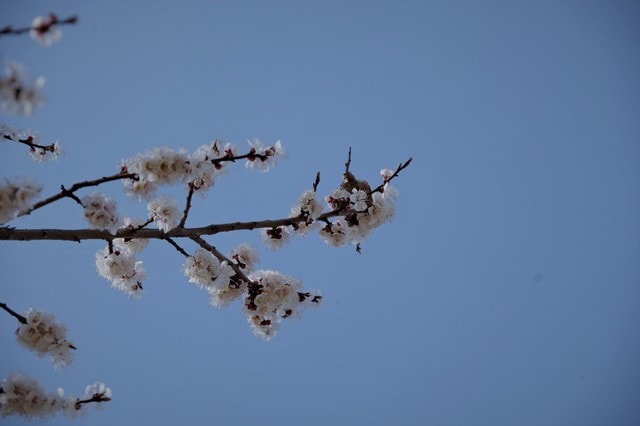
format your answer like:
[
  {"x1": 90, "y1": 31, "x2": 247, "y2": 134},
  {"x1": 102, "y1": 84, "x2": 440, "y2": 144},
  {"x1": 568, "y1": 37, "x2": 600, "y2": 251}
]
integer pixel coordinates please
[
  {"x1": 0, "y1": 14, "x2": 77, "y2": 46},
  {"x1": 0, "y1": 211, "x2": 338, "y2": 242},
  {"x1": 1, "y1": 136, "x2": 411, "y2": 338},
  {"x1": 0, "y1": 373, "x2": 110, "y2": 420},
  {"x1": 1, "y1": 123, "x2": 60, "y2": 161},
  {"x1": 1, "y1": 303, "x2": 76, "y2": 367},
  {"x1": 18, "y1": 171, "x2": 137, "y2": 217}
]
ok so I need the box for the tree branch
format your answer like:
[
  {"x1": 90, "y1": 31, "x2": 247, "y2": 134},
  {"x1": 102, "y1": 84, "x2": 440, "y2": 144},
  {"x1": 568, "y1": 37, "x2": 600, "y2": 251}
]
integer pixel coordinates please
[
  {"x1": 0, "y1": 14, "x2": 77, "y2": 37},
  {"x1": 19, "y1": 171, "x2": 137, "y2": 217},
  {"x1": 0, "y1": 209, "x2": 346, "y2": 242},
  {"x1": 0, "y1": 302, "x2": 28, "y2": 324},
  {"x1": 370, "y1": 157, "x2": 413, "y2": 194}
]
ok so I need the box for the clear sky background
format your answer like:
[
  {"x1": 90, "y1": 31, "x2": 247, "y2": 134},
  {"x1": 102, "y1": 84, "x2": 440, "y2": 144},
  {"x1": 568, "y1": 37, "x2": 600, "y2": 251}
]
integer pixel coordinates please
[{"x1": 1, "y1": 1, "x2": 639, "y2": 425}]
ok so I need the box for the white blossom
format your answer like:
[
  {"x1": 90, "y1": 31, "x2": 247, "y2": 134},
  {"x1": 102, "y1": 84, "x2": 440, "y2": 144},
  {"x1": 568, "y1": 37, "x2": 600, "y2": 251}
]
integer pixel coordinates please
[
  {"x1": 183, "y1": 247, "x2": 234, "y2": 290},
  {"x1": 0, "y1": 62, "x2": 45, "y2": 116},
  {"x1": 209, "y1": 286, "x2": 243, "y2": 308},
  {"x1": 0, "y1": 123, "x2": 60, "y2": 161},
  {"x1": 113, "y1": 217, "x2": 149, "y2": 254},
  {"x1": 95, "y1": 246, "x2": 145, "y2": 297},
  {"x1": 122, "y1": 178, "x2": 157, "y2": 200},
  {"x1": 244, "y1": 270, "x2": 314, "y2": 340},
  {"x1": 289, "y1": 189, "x2": 323, "y2": 236},
  {"x1": 147, "y1": 196, "x2": 180, "y2": 232},
  {"x1": 83, "y1": 382, "x2": 112, "y2": 401},
  {"x1": 319, "y1": 220, "x2": 348, "y2": 247},
  {"x1": 82, "y1": 192, "x2": 121, "y2": 232},
  {"x1": 260, "y1": 226, "x2": 290, "y2": 250},
  {"x1": 244, "y1": 139, "x2": 284, "y2": 172},
  {"x1": 0, "y1": 373, "x2": 67, "y2": 419},
  {"x1": 325, "y1": 188, "x2": 350, "y2": 210},
  {"x1": 122, "y1": 148, "x2": 189, "y2": 198},
  {"x1": 349, "y1": 189, "x2": 369, "y2": 212},
  {"x1": 0, "y1": 177, "x2": 42, "y2": 224},
  {"x1": 380, "y1": 168, "x2": 394, "y2": 181},
  {"x1": 30, "y1": 15, "x2": 62, "y2": 46},
  {"x1": 15, "y1": 309, "x2": 75, "y2": 368},
  {"x1": 228, "y1": 243, "x2": 259, "y2": 271},
  {"x1": 29, "y1": 140, "x2": 60, "y2": 162}
]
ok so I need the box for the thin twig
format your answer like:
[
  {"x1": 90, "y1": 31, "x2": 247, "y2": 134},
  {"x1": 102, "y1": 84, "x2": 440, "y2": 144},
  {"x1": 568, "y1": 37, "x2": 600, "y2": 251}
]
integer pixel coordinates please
[
  {"x1": 73, "y1": 394, "x2": 111, "y2": 410},
  {"x1": 370, "y1": 157, "x2": 413, "y2": 194},
  {"x1": 178, "y1": 183, "x2": 195, "y2": 228},
  {"x1": 19, "y1": 171, "x2": 137, "y2": 217},
  {"x1": 0, "y1": 302, "x2": 28, "y2": 324},
  {"x1": 344, "y1": 147, "x2": 352, "y2": 173},
  {"x1": 3, "y1": 134, "x2": 57, "y2": 153},
  {"x1": 164, "y1": 236, "x2": 190, "y2": 257},
  {"x1": 312, "y1": 172, "x2": 321, "y2": 192}
]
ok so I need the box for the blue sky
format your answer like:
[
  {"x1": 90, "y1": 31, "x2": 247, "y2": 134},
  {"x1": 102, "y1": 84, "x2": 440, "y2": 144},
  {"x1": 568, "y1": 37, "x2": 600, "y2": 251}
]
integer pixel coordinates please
[{"x1": 1, "y1": 1, "x2": 639, "y2": 425}]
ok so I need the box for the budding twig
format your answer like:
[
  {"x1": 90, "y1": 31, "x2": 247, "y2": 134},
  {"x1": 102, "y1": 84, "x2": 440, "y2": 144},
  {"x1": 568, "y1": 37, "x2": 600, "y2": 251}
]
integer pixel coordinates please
[
  {"x1": 3, "y1": 134, "x2": 57, "y2": 154},
  {"x1": 344, "y1": 147, "x2": 352, "y2": 173},
  {"x1": 370, "y1": 157, "x2": 413, "y2": 194},
  {"x1": 19, "y1": 171, "x2": 137, "y2": 217},
  {"x1": 312, "y1": 172, "x2": 321, "y2": 192}
]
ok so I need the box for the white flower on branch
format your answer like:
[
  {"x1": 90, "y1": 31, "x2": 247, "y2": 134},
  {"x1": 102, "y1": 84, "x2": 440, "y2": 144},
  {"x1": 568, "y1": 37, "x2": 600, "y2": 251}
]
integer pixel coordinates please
[
  {"x1": 319, "y1": 220, "x2": 348, "y2": 247},
  {"x1": 0, "y1": 177, "x2": 42, "y2": 224},
  {"x1": 184, "y1": 247, "x2": 241, "y2": 308},
  {"x1": 244, "y1": 269, "x2": 321, "y2": 340},
  {"x1": 183, "y1": 247, "x2": 234, "y2": 290},
  {"x1": 290, "y1": 189, "x2": 323, "y2": 236},
  {"x1": 95, "y1": 245, "x2": 146, "y2": 297},
  {"x1": 209, "y1": 286, "x2": 244, "y2": 308},
  {"x1": 113, "y1": 217, "x2": 149, "y2": 254},
  {"x1": 260, "y1": 225, "x2": 290, "y2": 250},
  {"x1": 0, "y1": 372, "x2": 68, "y2": 419},
  {"x1": 121, "y1": 147, "x2": 189, "y2": 198},
  {"x1": 147, "y1": 195, "x2": 180, "y2": 232},
  {"x1": 0, "y1": 123, "x2": 61, "y2": 162},
  {"x1": 0, "y1": 62, "x2": 45, "y2": 116},
  {"x1": 380, "y1": 168, "x2": 394, "y2": 181},
  {"x1": 187, "y1": 140, "x2": 234, "y2": 191},
  {"x1": 228, "y1": 243, "x2": 259, "y2": 272},
  {"x1": 245, "y1": 139, "x2": 284, "y2": 172},
  {"x1": 0, "y1": 373, "x2": 110, "y2": 420},
  {"x1": 325, "y1": 188, "x2": 350, "y2": 211},
  {"x1": 349, "y1": 189, "x2": 369, "y2": 212},
  {"x1": 82, "y1": 192, "x2": 121, "y2": 232},
  {"x1": 30, "y1": 15, "x2": 62, "y2": 46},
  {"x1": 83, "y1": 382, "x2": 111, "y2": 402},
  {"x1": 15, "y1": 309, "x2": 75, "y2": 368}
]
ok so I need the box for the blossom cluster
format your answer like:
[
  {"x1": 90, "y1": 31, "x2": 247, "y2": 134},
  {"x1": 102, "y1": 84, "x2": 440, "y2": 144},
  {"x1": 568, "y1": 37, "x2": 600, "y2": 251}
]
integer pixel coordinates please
[
  {"x1": 15, "y1": 309, "x2": 75, "y2": 368},
  {"x1": 182, "y1": 244, "x2": 320, "y2": 339},
  {"x1": 258, "y1": 168, "x2": 399, "y2": 250},
  {"x1": 318, "y1": 181, "x2": 398, "y2": 247},
  {"x1": 0, "y1": 373, "x2": 110, "y2": 420},
  {"x1": 0, "y1": 62, "x2": 44, "y2": 116},
  {"x1": 121, "y1": 139, "x2": 284, "y2": 199},
  {"x1": 0, "y1": 176, "x2": 42, "y2": 224},
  {"x1": 245, "y1": 269, "x2": 322, "y2": 340},
  {"x1": 95, "y1": 241, "x2": 147, "y2": 298}
]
